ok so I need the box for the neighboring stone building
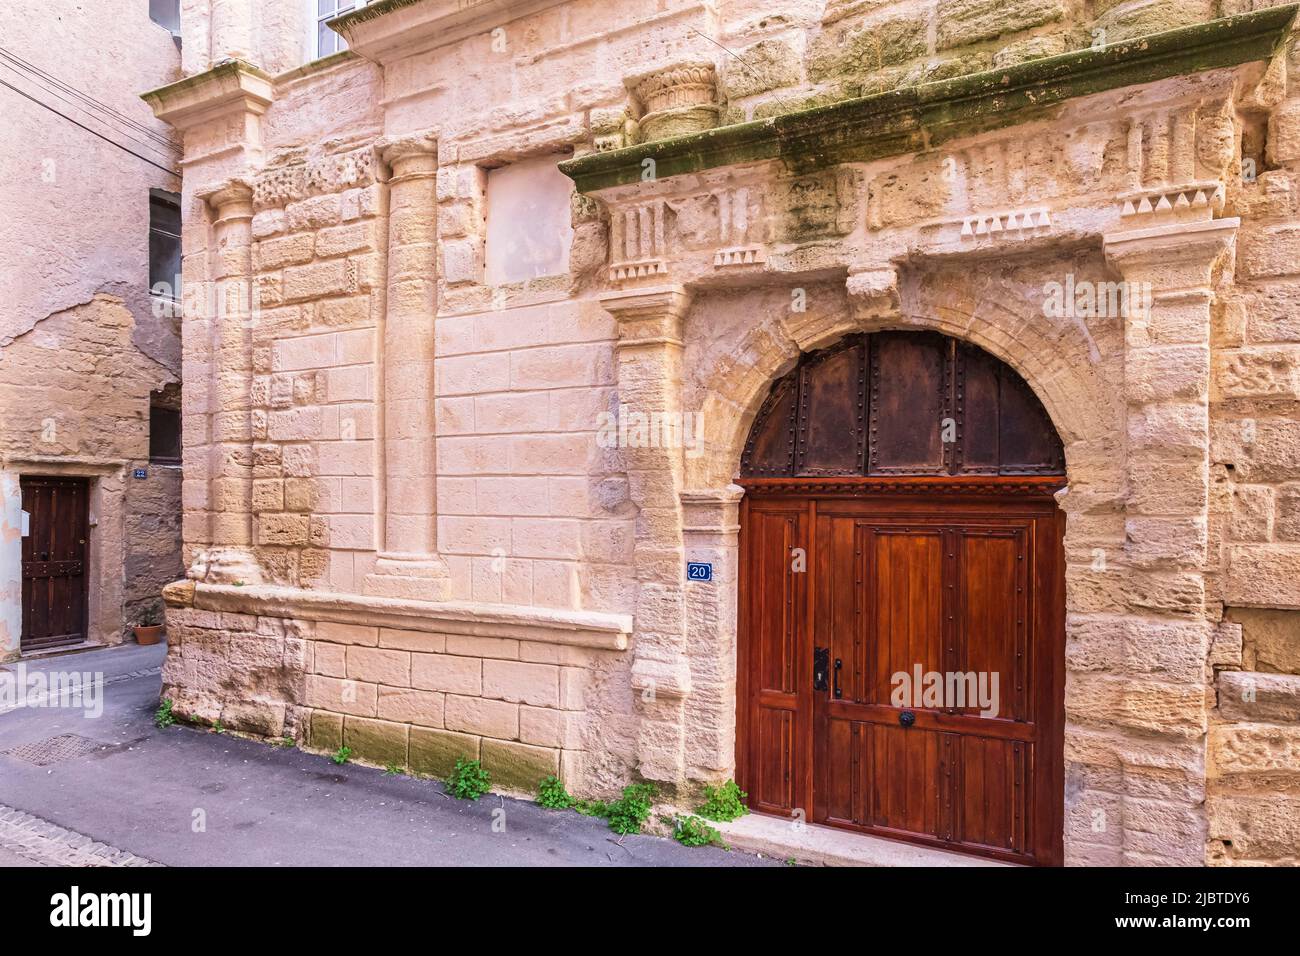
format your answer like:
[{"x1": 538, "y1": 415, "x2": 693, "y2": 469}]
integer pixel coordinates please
[
  {"x1": 146, "y1": 0, "x2": 1300, "y2": 865},
  {"x1": 0, "y1": 1, "x2": 185, "y2": 658}
]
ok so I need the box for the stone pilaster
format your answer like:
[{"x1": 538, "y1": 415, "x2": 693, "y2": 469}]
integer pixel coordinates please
[
  {"x1": 194, "y1": 179, "x2": 260, "y2": 585},
  {"x1": 364, "y1": 130, "x2": 451, "y2": 601},
  {"x1": 1101, "y1": 215, "x2": 1239, "y2": 865},
  {"x1": 143, "y1": 59, "x2": 273, "y2": 579},
  {"x1": 600, "y1": 284, "x2": 693, "y2": 784},
  {"x1": 680, "y1": 485, "x2": 745, "y2": 782}
]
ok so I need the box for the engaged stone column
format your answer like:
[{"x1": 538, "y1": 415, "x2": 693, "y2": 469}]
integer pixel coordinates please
[
  {"x1": 600, "y1": 285, "x2": 693, "y2": 784},
  {"x1": 364, "y1": 131, "x2": 450, "y2": 601},
  {"x1": 194, "y1": 179, "x2": 260, "y2": 585},
  {"x1": 1102, "y1": 215, "x2": 1238, "y2": 865},
  {"x1": 681, "y1": 485, "x2": 745, "y2": 781}
]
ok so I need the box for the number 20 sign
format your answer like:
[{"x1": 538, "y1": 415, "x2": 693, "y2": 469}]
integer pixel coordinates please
[{"x1": 686, "y1": 562, "x2": 713, "y2": 582}]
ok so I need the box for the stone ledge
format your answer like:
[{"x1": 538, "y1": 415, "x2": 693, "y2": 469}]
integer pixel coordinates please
[
  {"x1": 561, "y1": 6, "x2": 1298, "y2": 193},
  {"x1": 173, "y1": 582, "x2": 632, "y2": 652},
  {"x1": 2, "y1": 455, "x2": 126, "y2": 475},
  {"x1": 715, "y1": 813, "x2": 1013, "y2": 867},
  {"x1": 332, "y1": 0, "x2": 571, "y2": 65}
]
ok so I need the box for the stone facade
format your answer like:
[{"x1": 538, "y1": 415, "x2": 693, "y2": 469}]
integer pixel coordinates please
[
  {"x1": 0, "y1": 1, "x2": 184, "y2": 658},
  {"x1": 146, "y1": 0, "x2": 1300, "y2": 864}
]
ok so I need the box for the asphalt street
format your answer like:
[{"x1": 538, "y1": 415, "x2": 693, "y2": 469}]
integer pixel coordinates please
[{"x1": 0, "y1": 642, "x2": 774, "y2": 867}]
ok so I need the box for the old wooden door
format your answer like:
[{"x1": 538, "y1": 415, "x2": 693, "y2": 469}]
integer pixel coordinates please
[
  {"x1": 737, "y1": 333, "x2": 1066, "y2": 865},
  {"x1": 20, "y1": 476, "x2": 90, "y2": 653}
]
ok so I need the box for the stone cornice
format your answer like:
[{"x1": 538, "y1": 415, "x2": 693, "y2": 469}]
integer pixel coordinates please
[
  {"x1": 141, "y1": 59, "x2": 274, "y2": 130},
  {"x1": 560, "y1": 6, "x2": 1298, "y2": 194},
  {"x1": 331, "y1": 0, "x2": 570, "y2": 66},
  {"x1": 170, "y1": 582, "x2": 632, "y2": 651}
]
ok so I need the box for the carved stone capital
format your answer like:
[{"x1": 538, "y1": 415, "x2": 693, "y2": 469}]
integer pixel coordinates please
[
  {"x1": 629, "y1": 62, "x2": 720, "y2": 142},
  {"x1": 376, "y1": 129, "x2": 439, "y2": 178},
  {"x1": 198, "y1": 178, "x2": 255, "y2": 220},
  {"x1": 680, "y1": 485, "x2": 745, "y2": 536},
  {"x1": 600, "y1": 285, "x2": 692, "y2": 349},
  {"x1": 1103, "y1": 217, "x2": 1239, "y2": 279}
]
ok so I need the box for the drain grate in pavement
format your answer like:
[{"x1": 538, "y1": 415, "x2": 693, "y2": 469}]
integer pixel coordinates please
[{"x1": 1, "y1": 734, "x2": 104, "y2": 767}]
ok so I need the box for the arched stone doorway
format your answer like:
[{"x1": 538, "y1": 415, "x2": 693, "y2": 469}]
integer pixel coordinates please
[{"x1": 736, "y1": 330, "x2": 1067, "y2": 865}]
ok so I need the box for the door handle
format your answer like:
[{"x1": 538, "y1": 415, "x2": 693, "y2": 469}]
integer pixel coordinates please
[
  {"x1": 833, "y1": 658, "x2": 843, "y2": 699},
  {"x1": 813, "y1": 647, "x2": 829, "y2": 691}
]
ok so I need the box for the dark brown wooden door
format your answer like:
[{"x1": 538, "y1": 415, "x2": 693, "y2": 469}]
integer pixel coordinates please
[
  {"x1": 737, "y1": 331, "x2": 1066, "y2": 864},
  {"x1": 20, "y1": 476, "x2": 89, "y2": 653},
  {"x1": 740, "y1": 485, "x2": 1064, "y2": 865}
]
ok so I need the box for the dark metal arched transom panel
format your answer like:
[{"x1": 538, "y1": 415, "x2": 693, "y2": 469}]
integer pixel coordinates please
[{"x1": 739, "y1": 331, "x2": 1065, "y2": 479}]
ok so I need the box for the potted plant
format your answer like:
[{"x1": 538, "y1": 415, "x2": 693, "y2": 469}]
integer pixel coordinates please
[{"x1": 133, "y1": 605, "x2": 165, "y2": 645}]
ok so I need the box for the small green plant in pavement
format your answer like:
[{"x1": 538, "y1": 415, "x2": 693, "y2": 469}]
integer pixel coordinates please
[
  {"x1": 213, "y1": 719, "x2": 226, "y2": 735},
  {"x1": 536, "y1": 775, "x2": 574, "y2": 809},
  {"x1": 384, "y1": 764, "x2": 405, "y2": 776},
  {"x1": 446, "y1": 757, "x2": 491, "y2": 800},
  {"x1": 279, "y1": 735, "x2": 294, "y2": 748},
  {"x1": 672, "y1": 814, "x2": 725, "y2": 848},
  {"x1": 606, "y1": 782, "x2": 658, "y2": 835},
  {"x1": 154, "y1": 698, "x2": 175, "y2": 729},
  {"x1": 331, "y1": 746, "x2": 353, "y2": 765},
  {"x1": 696, "y1": 779, "x2": 748, "y2": 822}
]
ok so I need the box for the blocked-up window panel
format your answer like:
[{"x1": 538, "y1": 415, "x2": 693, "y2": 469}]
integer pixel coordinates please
[{"x1": 483, "y1": 155, "x2": 575, "y2": 285}]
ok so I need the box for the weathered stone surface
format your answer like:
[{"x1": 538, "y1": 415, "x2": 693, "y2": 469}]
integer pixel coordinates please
[
  {"x1": 1208, "y1": 793, "x2": 1300, "y2": 863},
  {"x1": 1226, "y1": 607, "x2": 1300, "y2": 674},
  {"x1": 722, "y1": 39, "x2": 802, "y2": 100},
  {"x1": 1218, "y1": 671, "x2": 1300, "y2": 723},
  {"x1": 343, "y1": 716, "x2": 410, "y2": 768},
  {"x1": 308, "y1": 710, "x2": 344, "y2": 752},
  {"x1": 808, "y1": 16, "x2": 927, "y2": 84},
  {"x1": 1225, "y1": 546, "x2": 1300, "y2": 609},
  {"x1": 1209, "y1": 723, "x2": 1300, "y2": 778},
  {"x1": 936, "y1": 0, "x2": 1068, "y2": 50},
  {"x1": 409, "y1": 727, "x2": 480, "y2": 778},
  {"x1": 480, "y1": 739, "x2": 559, "y2": 792}
]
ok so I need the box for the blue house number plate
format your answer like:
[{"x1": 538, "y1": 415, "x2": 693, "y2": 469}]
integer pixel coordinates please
[{"x1": 686, "y1": 562, "x2": 713, "y2": 582}]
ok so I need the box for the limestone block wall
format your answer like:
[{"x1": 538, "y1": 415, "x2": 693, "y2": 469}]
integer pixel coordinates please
[{"x1": 1197, "y1": 54, "x2": 1300, "y2": 865}]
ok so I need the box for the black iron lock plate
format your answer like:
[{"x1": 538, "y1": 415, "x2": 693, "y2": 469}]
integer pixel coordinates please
[{"x1": 813, "y1": 647, "x2": 830, "y2": 691}]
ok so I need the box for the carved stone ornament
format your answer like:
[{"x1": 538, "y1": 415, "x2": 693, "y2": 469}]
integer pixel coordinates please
[{"x1": 631, "y1": 64, "x2": 720, "y2": 142}]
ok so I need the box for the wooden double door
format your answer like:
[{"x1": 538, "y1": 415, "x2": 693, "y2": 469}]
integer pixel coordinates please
[
  {"x1": 20, "y1": 476, "x2": 90, "y2": 653},
  {"x1": 738, "y1": 484, "x2": 1065, "y2": 865}
]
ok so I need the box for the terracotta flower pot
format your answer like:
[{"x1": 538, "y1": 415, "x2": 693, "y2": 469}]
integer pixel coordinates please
[{"x1": 134, "y1": 624, "x2": 164, "y2": 646}]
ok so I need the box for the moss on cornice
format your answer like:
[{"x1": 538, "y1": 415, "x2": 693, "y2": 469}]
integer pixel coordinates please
[
  {"x1": 560, "y1": 5, "x2": 1298, "y2": 193},
  {"x1": 331, "y1": 0, "x2": 427, "y2": 32},
  {"x1": 141, "y1": 58, "x2": 272, "y2": 104}
]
